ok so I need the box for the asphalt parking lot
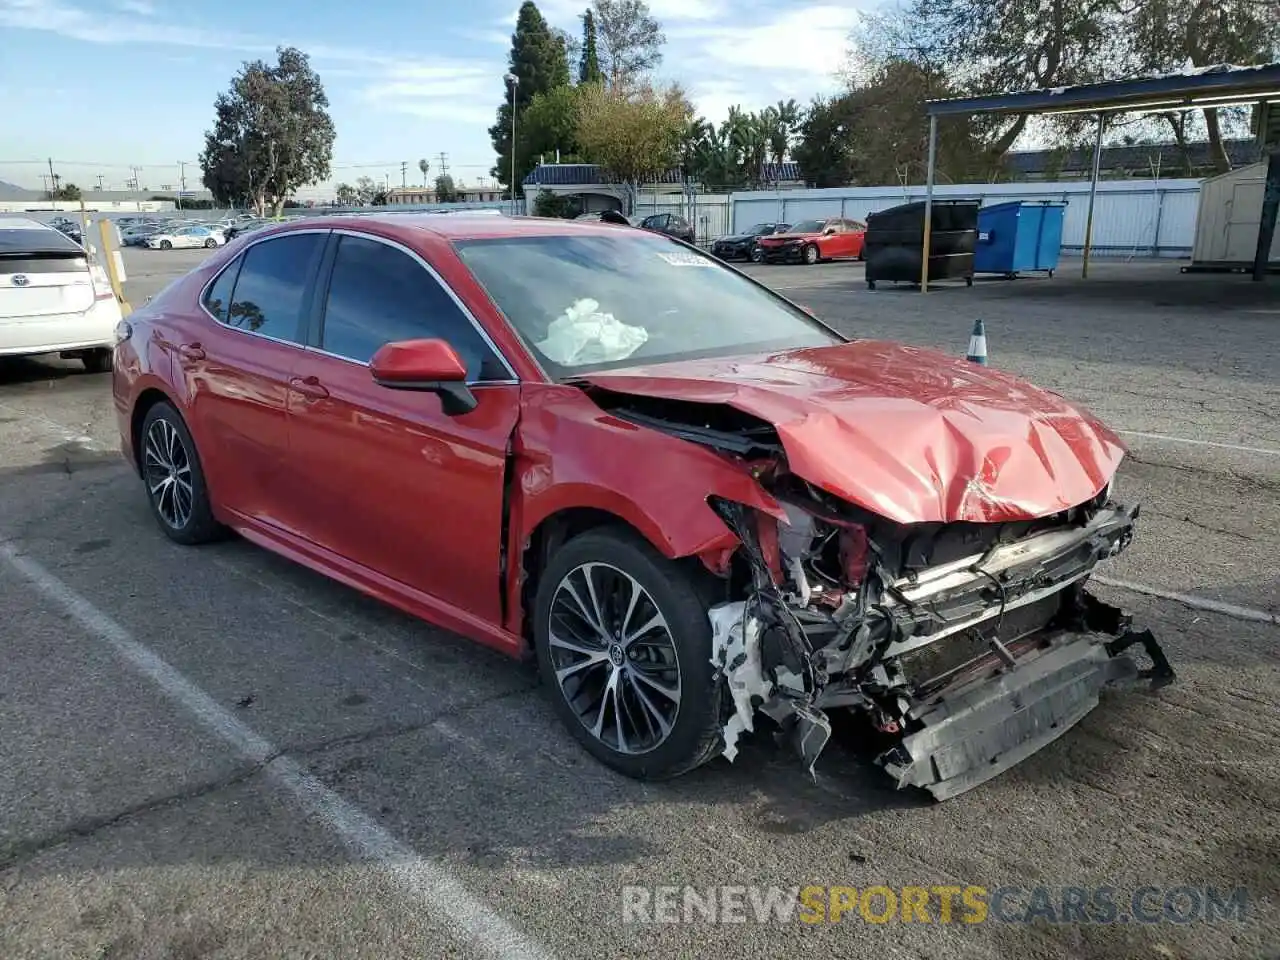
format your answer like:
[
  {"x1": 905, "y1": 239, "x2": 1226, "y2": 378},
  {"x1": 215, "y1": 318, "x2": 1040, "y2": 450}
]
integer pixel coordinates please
[{"x1": 1, "y1": 244, "x2": 1277, "y2": 960}]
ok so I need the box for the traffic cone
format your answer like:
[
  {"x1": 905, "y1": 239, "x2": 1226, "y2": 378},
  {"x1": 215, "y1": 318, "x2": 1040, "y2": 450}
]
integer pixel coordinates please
[{"x1": 966, "y1": 318, "x2": 988, "y2": 365}]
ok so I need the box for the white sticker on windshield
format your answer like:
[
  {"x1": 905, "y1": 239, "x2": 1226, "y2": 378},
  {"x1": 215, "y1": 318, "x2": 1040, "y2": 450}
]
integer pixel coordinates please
[{"x1": 656, "y1": 251, "x2": 714, "y2": 267}]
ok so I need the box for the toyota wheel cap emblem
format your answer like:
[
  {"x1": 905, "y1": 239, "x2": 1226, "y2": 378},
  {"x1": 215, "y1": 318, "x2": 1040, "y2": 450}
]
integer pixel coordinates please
[{"x1": 12, "y1": 274, "x2": 29, "y2": 286}]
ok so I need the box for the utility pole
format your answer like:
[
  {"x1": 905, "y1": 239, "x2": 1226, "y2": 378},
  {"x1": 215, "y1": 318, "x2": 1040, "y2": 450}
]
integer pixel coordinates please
[
  {"x1": 95, "y1": 175, "x2": 105, "y2": 191},
  {"x1": 177, "y1": 161, "x2": 187, "y2": 212},
  {"x1": 400, "y1": 160, "x2": 407, "y2": 192},
  {"x1": 130, "y1": 166, "x2": 143, "y2": 211},
  {"x1": 47, "y1": 158, "x2": 60, "y2": 198},
  {"x1": 436, "y1": 152, "x2": 449, "y2": 177}
]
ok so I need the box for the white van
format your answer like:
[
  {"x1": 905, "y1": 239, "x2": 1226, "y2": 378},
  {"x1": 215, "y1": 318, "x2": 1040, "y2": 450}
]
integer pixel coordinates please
[{"x1": 0, "y1": 217, "x2": 122, "y2": 372}]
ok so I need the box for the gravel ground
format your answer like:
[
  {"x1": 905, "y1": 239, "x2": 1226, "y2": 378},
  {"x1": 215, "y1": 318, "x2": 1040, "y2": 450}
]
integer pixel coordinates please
[{"x1": 0, "y1": 245, "x2": 1275, "y2": 960}]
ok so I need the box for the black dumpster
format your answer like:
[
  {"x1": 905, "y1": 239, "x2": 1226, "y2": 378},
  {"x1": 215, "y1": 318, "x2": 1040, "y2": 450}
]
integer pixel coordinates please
[{"x1": 864, "y1": 199, "x2": 980, "y2": 289}]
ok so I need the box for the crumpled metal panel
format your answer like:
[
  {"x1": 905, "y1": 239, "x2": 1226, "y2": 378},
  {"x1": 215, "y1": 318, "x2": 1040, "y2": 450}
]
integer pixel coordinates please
[{"x1": 578, "y1": 340, "x2": 1126, "y2": 524}]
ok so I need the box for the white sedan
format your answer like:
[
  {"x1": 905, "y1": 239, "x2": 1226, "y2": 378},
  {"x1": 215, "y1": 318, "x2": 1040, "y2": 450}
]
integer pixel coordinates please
[
  {"x1": 145, "y1": 225, "x2": 225, "y2": 250},
  {"x1": 0, "y1": 217, "x2": 122, "y2": 371}
]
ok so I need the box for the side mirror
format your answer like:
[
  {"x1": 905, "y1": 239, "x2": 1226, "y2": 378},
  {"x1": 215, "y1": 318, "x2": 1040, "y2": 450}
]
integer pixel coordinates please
[
  {"x1": 369, "y1": 338, "x2": 478, "y2": 416},
  {"x1": 823, "y1": 226, "x2": 837, "y2": 235}
]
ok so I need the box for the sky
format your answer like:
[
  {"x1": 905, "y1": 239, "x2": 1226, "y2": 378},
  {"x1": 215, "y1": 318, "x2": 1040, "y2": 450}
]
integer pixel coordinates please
[{"x1": 0, "y1": 0, "x2": 870, "y2": 200}]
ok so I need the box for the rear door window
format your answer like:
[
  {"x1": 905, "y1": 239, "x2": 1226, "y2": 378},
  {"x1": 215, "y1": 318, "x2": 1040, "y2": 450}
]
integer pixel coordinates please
[
  {"x1": 202, "y1": 258, "x2": 241, "y2": 323},
  {"x1": 223, "y1": 233, "x2": 324, "y2": 342}
]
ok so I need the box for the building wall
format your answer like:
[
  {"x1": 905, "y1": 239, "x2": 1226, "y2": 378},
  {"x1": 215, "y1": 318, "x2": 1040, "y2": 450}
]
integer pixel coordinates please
[{"x1": 729, "y1": 179, "x2": 1204, "y2": 257}]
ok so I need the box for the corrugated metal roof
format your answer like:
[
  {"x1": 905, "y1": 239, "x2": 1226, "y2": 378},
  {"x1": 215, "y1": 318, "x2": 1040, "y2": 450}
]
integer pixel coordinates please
[
  {"x1": 1004, "y1": 139, "x2": 1262, "y2": 175},
  {"x1": 928, "y1": 62, "x2": 1280, "y2": 117}
]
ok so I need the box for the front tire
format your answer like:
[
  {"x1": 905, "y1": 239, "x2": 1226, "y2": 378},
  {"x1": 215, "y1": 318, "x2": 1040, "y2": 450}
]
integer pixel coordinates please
[
  {"x1": 750, "y1": 245, "x2": 764, "y2": 263},
  {"x1": 138, "y1": 402, "x2": 222, "y2": 545},
  {"x1": 204, "y1": 238, "x2": 217, "y2": 248},
  {"x1": 803, "y1": 244, "x2": 819, "y2": 265},
  {"x1": 534, "y1": 529, "x2": 723, "y2": 780}
]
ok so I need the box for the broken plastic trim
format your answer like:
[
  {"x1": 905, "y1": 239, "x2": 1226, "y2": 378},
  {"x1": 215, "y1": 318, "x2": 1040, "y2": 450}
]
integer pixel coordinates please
[{"x1": 705, "y1": 494, "x2": 1175, "y2": 799}]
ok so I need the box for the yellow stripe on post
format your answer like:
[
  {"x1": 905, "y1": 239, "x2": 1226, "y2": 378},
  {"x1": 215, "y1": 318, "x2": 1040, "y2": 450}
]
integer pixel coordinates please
[{"x1": 98, "y1": 219, "x2": 132, "y2": 317}]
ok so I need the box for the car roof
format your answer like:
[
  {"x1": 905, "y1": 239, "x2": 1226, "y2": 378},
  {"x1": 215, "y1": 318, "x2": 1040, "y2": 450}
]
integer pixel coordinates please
[{"x1": 259, "y1": 213, "x2": 651, "y2": 243}]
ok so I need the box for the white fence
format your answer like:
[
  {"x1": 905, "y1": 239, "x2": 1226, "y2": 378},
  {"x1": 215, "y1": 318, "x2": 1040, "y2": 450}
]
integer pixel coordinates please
[{"x1": 728, "y1": 180, "x2": 1203, "y2": 258}]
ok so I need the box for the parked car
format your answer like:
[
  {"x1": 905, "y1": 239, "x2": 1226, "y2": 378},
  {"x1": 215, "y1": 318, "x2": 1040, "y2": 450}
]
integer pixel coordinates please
[
  {"x1": 48, "y1": 216, "x2": 84, "y2": 246},
  {"x1": 711, "y1": 222, "x2": 791, "y2": 262},
  {"x1": 121, "y1": 223, "x2": 166, "y2": 246},
  {"x1": 0, "y1": 216, "x2": 120, "y2": 371},
  {"x1": 637, "y1": 212, "x2": 694, "y2": 244},
  {"x1": 145, "y1": 225, "x2": 225, "y2": 250},
  {"x1": 755, "y1": 217, "x2": 866, "y2": 264},
  {"x1": 113, "y1": 213, "x2": 1171, "y2": 800},
  {"x1": 223, "y1": 220, "x2": 269, "y2": 241}
]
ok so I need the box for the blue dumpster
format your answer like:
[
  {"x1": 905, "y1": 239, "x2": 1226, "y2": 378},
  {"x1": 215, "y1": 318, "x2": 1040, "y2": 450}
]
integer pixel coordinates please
[{"x1": 973, "y1": 201, "x2": 1066, "y2": 277}]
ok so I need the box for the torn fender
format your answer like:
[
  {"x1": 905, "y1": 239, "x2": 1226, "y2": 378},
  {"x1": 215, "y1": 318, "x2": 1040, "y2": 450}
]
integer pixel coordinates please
[
  {"x1": 511, "y1": 382, "x2": 783, "y2": 559},
  {"x1": 577, "y1": 340, "x2": 1127, "y2": 524}
]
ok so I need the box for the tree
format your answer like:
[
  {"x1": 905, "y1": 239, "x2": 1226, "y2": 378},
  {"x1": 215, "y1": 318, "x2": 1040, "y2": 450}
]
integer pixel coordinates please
[
  {"x1": 532, "y1": 189, "x2": 580, "y2": 218},
  {"x1": 593, "y1": 0, "x2": 664, "y2": 91},
  {"x1": 435, "y1": 173, "x2": 458, "y2": 202},
  {"x1": 580, "y1": 9, "x2": 603, "y2": 84},
  {"x1": 763, "y1": 99, "x2": 801, "y2": 164},
  {"x1": 199, "y1": 46, "x2": 335, "y2": 217},
  {"x1": 520, "y1": 85, "x2": 585, "y2": 171},
  {"x1": 856, "y1": 0, "x2": 1117, "y2": 163},
  {"x1": 354, "y1": 176, "x2": 380, "y2": 205},
  {"x1": 489, "y1": 2, "x2": 572, "y2": 192},
  {"x1": 1127, "y1": 0, "x2": 1279, "y2": 173},
  {"x1": 792, "y1": 96, "x2": 858, "y2": 188},
  {"x1": 44, "y1": 182, "x2": 82, "y2": 201},
  {"x1": 417, "y1": 158, "x2": 430, "y2": 186},
  {"x1": 335, "y1": 182, "x2": 358, "y2": 205},
  {"x1": 575, "y1": 81, "x2": 688, "y2": 206}
]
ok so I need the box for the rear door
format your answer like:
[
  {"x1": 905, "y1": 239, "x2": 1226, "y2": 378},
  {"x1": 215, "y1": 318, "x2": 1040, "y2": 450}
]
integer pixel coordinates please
[
  {"x1": 287, "y1": 231, "x2": 520, "y2": 623},
  {"x1": 178, "y1": 230, "x2": 328, "y2": 530}
]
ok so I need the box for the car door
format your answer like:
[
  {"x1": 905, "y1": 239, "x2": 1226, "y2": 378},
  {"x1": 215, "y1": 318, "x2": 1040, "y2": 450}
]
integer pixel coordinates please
[
  {"x1": 179, "y1": 230, "x2": 327, "y2": 530},
  {"x1": 287, "y1": 231, "x2": 521, "y2": 625},
  {"x1": 845, "y1": 220, "x2": 867, "y2": 259}
]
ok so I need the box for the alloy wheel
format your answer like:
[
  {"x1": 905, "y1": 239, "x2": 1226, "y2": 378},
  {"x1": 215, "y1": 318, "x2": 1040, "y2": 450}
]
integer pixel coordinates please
[
  {"x1": 143, "y1": 418, "x2": 194, "y2": 530},
  {"x1": 547, "y1": 561, "x2": 682, "y2": 755}
]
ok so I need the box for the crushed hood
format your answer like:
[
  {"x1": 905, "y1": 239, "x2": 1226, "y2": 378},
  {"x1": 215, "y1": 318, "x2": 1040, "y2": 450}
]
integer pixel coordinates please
[{"x1": 578, "y1": 340, "x2": 1126, "y2": 524}]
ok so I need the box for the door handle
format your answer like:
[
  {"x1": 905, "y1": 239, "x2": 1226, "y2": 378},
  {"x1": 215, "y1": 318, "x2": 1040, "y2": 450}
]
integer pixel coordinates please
[
  {"x1": 289, "y1": 375, "x2": 329, "y2": 400},
  {"x1": 177, "y1": 342, "x2": 206, "y2": 362}
]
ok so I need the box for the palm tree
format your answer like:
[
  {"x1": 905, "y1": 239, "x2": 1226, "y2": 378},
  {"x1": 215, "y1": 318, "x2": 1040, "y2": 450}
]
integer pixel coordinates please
[
  {"x1": 766, "y1": 99, "x2": 800, "y2": 164},
  {"x1": 417, "y1": 158, "x2": 430, "y2": 187}
]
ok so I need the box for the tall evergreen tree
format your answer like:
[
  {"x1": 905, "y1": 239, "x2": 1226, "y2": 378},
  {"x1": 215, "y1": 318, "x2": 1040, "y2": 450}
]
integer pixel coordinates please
[
  {"x1": 579, "y1": 9, "x2": 603, "y2": 84},
  {"x1": 489, "y1": 2, "x2": 571, "y2": 192}
]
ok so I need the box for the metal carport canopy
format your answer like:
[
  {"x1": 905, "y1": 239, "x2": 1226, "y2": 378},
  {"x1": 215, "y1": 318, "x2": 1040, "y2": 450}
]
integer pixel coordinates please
[{"x1": 912, "y1": 63, "x2": 1280, "y2": 290}]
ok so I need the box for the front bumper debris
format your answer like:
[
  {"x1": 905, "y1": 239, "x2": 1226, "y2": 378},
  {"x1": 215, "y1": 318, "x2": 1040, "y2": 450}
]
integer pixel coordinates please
[
  {"x1": 706, "y1": 495, "x2": 1175, "y2": 801},
  {"x1": 879, "y1": 626, "x2": 1173, "y2": 801}
]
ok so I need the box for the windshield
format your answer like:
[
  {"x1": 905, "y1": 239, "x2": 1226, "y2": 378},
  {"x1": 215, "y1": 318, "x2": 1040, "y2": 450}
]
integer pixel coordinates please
[
  {"x1": 746, "y1": 223, "x2": 775, "y2": 235},
  {"x1": 787, "y1": 219, "x2": 826, "y2": 234},
  {"x1": 455, "y1": 232, "x2": 842, "y2": 375}
]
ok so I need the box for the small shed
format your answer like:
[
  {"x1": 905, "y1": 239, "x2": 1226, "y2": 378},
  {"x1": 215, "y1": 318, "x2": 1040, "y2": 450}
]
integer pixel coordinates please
[{"x1": 1187, "y1": 161, "x2": 1280, "y2": 271}]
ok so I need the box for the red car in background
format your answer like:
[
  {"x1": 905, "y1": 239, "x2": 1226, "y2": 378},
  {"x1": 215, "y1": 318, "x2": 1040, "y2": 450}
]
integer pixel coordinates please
[
  {"x1": 756, "y1": 216, "x2": 866, "y2": 265},
  {"x1": 112, "y1": 214, "x2": 1169, "y2": 800}
]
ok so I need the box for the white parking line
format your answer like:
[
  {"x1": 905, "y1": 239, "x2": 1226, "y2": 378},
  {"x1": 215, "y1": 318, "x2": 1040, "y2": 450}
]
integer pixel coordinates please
[
  {"x1": 1091, "y1": 574, "x2": 1280, "y2": 626},
  {"x1": 1116, "y1": 430, "x2": 1280, "y2": 457},
  {"x1": 0, "y1": 541, "x2": 555, "y2": 960}
]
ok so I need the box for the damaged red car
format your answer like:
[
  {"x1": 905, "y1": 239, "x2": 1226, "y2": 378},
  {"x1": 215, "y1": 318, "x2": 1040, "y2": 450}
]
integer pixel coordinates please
[{"x1": 112, "y1": 215, "x2": 1173, "y2": 800}]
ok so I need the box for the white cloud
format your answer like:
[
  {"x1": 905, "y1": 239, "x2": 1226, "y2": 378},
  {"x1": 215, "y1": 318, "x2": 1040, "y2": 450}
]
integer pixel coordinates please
[
  {"x1": 671, "y1": 5, "x2": 859, "y2": 77},
  {"x1": 359, "y1": 62, "x2": 499, "y2": 126}
]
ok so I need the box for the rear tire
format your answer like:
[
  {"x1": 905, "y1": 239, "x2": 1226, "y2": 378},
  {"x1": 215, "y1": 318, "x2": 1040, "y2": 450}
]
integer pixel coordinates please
[
  {"x1": 138, "y1": 402, "x2": 223, "y2": 546},
  {"x1": 82, "y1": 348, "x2": 112, "y2": 374},
  {"x1": 159, "y1": 239, "x2": 172, "y2": 250},
  {"x1": 533, "y1": 528, "x2": 724, "y2": 781},
  {"x1": 204, "y1": 238, "x2": 217, "y2": 248}
]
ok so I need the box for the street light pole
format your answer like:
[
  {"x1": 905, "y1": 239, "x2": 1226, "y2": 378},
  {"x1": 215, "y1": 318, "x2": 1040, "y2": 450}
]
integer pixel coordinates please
[{"x1": 505, "y1": 72, "x2": 519, "y2": 212}]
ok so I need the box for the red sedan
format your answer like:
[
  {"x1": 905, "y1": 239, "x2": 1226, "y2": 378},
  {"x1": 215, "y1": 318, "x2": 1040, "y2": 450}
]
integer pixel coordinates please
[
  {"x1": 755, "y1": 217, "x2": 866, "y2": 265},
  {"x1": 112, "y1": 214, "x2": 1170, "y2": 799}
]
